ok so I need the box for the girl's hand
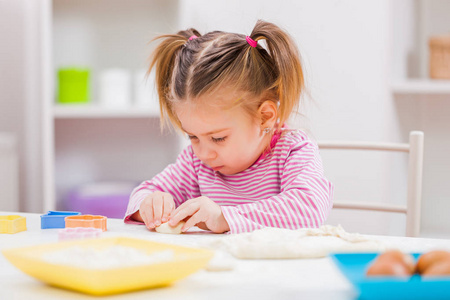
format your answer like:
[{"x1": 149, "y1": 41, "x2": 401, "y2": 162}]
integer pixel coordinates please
[
  {"x1": 168, "y1": 196, "x2": 230, "y2": 233},
  {"x1": 137, "y1": 191, "x2": 175, "y2": 230}
]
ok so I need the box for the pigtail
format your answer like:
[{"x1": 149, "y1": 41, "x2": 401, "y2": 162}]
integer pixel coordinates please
[
  {"x1": 249, "y1": 20, "x2": 304, "y2": 127},
  {"x1": 148, "y1": 28, "x2": 201, "y2": 131}
]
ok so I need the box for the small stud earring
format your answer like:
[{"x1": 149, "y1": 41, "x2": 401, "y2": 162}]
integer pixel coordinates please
[{"x1": 263, "y1": 127, "x2": 271, "y2": 134}]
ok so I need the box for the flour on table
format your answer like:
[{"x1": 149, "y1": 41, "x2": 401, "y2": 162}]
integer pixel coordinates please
[
  {"x1": 205, "y1": 250, "x2": 236, "y2": 272},
  {"x1": 42, "y1": 245, "x2": 175, "y2": 269},
  {"x1": 208, "y1": 225, "x2": 386, "y2": 259}
]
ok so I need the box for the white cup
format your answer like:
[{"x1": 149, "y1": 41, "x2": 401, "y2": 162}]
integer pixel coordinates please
[{"x1": 99, "y1": 69, "x2": 131, "y2": 108}]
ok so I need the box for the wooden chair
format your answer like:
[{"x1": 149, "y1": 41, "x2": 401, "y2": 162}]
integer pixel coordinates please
[{"x1": 318, "y1": 131, "x2": 424, "y2": 237}]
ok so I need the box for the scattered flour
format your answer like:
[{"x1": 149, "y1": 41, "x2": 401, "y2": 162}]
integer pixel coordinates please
[
  {"x1": 42, "y1": 245, "x2": 175, "y2": 269},
  {"x1": 207, "y1": 225, "x2": 387, "y2": 259},
  {"x1": 205, "y1": 250, "x2": 236, "y2": 272}
]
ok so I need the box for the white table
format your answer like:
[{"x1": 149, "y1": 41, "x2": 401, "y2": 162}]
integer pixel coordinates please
[{"x1": 2, "y1": 212, "x2": 450, "y2": 300}]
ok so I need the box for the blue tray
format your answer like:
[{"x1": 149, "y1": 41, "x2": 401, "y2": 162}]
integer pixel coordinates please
[
  {"x1": 40, "y1": 211, "x2": 81, "y2": 229},
  {"x1": 330, "y1": 253, "x2": 450, "y2": 300}
]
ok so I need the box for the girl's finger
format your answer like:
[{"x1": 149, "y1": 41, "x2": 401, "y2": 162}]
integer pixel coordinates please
[
  {"x1": 162, "y1": 194, "x2": 174, "y2": 223},
  {"x1": 145, "y1": 198, "x2": 155, "y2": 228},
  {"x1": 182, "y1": 210, "x2": 205, "y2": 232},
  {"x1": 169, "y1": 199, "x2": 192, "y2": 219},
  {"x1": 196, "y1": 222, "x2": 209, "y2": 231},
  {"x1": 139, "y1": 208, "x2": 149, "y2": 229},
  {"x1": 141, "y1": 201, "x2": 155, "y2": 230},
  {"x1": 152, "y1": 195, "x2": 163, "y2": 226},
  {"x1": 169, "y1": 201, "x2": 199, "y2": 226}
]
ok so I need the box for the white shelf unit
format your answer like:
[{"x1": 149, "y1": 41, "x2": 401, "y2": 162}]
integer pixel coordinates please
[
  {"x1": 391, "y1": 80, "x2": 450, "y2": 94},
  {"x1": 43, "y1": 0, "x2": 182, "y2": 212},
  {"x1": 53, "y1": 105, "x2": 160, "y2": 119},
  {"x1": 391, "y1": 0, "x2": 450, "y2": 95}
]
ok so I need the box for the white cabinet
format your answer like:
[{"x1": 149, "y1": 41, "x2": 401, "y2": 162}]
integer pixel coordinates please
[{"x1": 43, "y1": 0, "x2": 183, "y2": 211}]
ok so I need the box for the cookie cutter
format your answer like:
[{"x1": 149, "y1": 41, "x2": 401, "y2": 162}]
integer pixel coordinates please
[
  {"x1": 0, "y1": 215, "x2": 27, "y2": 234},
  {"x1": 40, "y1": 211, "x2": 81, "y2": 229},
  {"x1": 58, "y1": 227, "x2": 103, "y2": 241},
  {"x1": 64, "y1": 215, "x2": 107, "y2": 231}
]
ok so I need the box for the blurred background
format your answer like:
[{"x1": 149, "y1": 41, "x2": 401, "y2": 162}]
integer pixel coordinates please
[{"x1": 0, "y1": 0, "x2": 449, "y2": 237}]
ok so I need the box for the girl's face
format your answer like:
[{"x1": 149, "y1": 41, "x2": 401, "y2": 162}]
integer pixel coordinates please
[{"x1": 175, "y1": 88, "x2": 271, "y2": 175}]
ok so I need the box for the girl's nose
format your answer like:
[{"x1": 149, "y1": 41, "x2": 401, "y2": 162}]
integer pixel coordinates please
[{"x1": 197, "y1": 145, "x2": 217, "y2": 161}]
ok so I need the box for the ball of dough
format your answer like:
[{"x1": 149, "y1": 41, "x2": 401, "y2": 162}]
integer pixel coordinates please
[{"x1": 155, "y1": 221, "x2": 185, "y2": 234}]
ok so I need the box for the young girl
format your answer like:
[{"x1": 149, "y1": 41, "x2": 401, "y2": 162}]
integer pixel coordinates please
[{"x1": 124, "y1": 20, "x2": 333, "y2": 234}]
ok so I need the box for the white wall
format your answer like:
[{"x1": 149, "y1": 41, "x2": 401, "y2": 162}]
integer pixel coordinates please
[
  {"x1": 0, "y1": 0, "x2": 43, "y2": 212},
  {"x1": 178, "y1": 0, "x2": 449, "y2": 237},
  {"x1": 0, "y1": 134, "x2": 18, "y2": 212},
  {"x1": 0, "y1": 1, "x2": 22, "y2": 211}
]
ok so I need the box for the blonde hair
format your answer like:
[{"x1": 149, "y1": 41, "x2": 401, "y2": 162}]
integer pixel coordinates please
[{"x1": 148, "y1": 20, "x2": 304, "y2": 132}]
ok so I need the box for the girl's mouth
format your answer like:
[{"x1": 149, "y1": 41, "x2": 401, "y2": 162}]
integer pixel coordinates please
[{"x1": 212, "y1": 166, "x2": 224, "y2": 171}]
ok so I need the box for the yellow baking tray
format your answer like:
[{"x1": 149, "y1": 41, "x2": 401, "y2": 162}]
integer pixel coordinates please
[{"x1": 2, "y1": 237, "x2": 213, "y2": 295}]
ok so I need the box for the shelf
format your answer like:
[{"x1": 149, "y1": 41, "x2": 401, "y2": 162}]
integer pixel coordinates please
[
  {"x1": 53, "y1": 105, "x2": 159, "y2": 119},
  {"x1": 391, "y1": 79, "x2": 450, "y2": 94},
  {"x1": 420, "y1": 230, "x2": 450, "y2": 240}
]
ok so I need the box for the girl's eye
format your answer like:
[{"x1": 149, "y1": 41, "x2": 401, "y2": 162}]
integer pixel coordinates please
[
  {"x1": 211, "y1": 136, "x2": 226, "y2": 143},
  {"x1": 188, "y1": 135, "x2": 198, "y2": 140}
]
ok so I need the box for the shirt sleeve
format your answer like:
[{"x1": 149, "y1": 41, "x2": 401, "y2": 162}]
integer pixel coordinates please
[
  {"x1": 221, "y1": 138, "x2": 334, "y2": 234},
  {"x1": 123, "y1": 146, "x2": 200, "y2": 224}
]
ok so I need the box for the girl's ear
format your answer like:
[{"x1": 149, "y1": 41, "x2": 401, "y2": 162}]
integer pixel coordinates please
[{"x1": 258, "y1": 100, "x2": 278, "y2": 128}]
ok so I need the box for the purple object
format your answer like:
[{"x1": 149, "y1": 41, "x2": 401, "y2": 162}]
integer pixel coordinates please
[{"x1": 66, "y1": 182, "x2": 136, "y2": 219}]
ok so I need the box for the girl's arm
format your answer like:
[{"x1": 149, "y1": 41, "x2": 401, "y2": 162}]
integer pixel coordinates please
[
  {"x1": 124, "y1": 146, "x2": 200, "y2": 224},
  {"x1": 220, "y1": 140, "x2": 334, "y2": 234}
]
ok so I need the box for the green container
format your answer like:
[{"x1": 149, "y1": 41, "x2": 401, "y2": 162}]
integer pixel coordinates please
[{"x1": 57, "y1": 68, "x2": 90, "y2": 104}]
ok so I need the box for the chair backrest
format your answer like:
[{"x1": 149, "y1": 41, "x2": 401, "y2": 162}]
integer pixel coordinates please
[{"x1": 318, "y1": 131, "x2": 424, "y2": 237}]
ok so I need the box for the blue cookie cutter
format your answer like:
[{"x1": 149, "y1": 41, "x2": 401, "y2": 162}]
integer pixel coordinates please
[{"x1": 40, "y1": 211, "x2": 81, "y2": 229}]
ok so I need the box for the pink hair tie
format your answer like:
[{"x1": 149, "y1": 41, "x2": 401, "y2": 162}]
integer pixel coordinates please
[
  {"x1": 189, "y1": 35, "x2": 198, "y2": 41},
  {"x1": 246, "y1": 36, "x2": 257, "y2": 48}
]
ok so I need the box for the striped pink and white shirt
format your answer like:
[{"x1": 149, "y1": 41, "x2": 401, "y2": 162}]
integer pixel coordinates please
[{"x1": 124, "y1": 129, "x2": 333, "y2": 234}]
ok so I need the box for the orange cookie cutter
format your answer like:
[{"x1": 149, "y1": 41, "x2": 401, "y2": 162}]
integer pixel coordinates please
[
  {"x1": 64, "y1": 215, "x2": 107, "y2": 232},
  {"x1": 0, "y1": 215, "x2": 27, "y2": 234}
]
